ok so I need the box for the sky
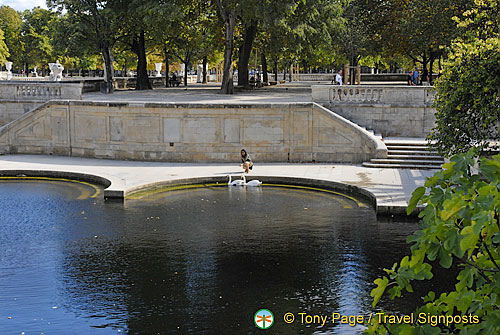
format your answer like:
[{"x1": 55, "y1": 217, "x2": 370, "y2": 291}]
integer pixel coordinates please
[{"x1": 0, "y1": 0, "x2": 47, "y2": 12}]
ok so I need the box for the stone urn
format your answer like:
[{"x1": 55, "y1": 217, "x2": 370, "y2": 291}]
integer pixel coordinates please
[
  {"x1": 155, "y1": 63, "x2": 162, "y2": 77},
  {"x1": 5, "y1": 61, "x2": 12, "y2": 80}
]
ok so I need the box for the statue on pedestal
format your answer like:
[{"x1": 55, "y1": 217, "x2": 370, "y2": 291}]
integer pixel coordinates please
[{"x1": 49, "y1": 61, "x2": 64, "y2": 81}]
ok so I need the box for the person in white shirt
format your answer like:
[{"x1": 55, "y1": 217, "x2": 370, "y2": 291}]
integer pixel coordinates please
[{"x1": 335, "y1": 70, "x2": 343, "y2": 85}]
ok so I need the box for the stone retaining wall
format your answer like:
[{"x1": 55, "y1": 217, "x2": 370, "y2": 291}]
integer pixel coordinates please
[
  {"x1": 0, "y1": 101, "x2": 386, "y2": 163},
  {"x1": 312, "y1": 85, "x2": 436, "y2": 137},
  {"x1": 0, "y1": 82, "x2": 84, "y2": 127}
]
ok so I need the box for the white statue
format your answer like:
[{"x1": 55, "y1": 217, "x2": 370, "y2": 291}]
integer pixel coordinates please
[
  {"x1": 155, "y1": 63, "x2": 162, "y2": 77},
  {"x1": 32, "y1": 65, "x2": 38, "y2": 77},
  {"x1": 49, "y1": 61, "x2": 64, "y2": 81},
  {"x1": 197, "y1": 63, "x2": 207, "y2": 83},
  {"x1": 5, "y1": 61, "x2": 12, "y2": 80}
]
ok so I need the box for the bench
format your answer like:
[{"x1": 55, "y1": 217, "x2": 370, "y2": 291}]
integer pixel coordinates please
[{"x1": 169, "y1": 79, "x2": 181, "y2": 87}]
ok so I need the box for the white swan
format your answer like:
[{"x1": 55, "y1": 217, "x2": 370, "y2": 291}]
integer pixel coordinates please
[
  {"x1": 227, "y1": 174, "x2": 245, "y2": 186},
  {"x1": 241, "y1": 175, "x2": 262, "y2": 187}
]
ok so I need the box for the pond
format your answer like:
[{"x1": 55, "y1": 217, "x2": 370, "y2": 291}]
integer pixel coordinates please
[{"x1": 0, "y1": 179, "x2": 451, "y2": 334}]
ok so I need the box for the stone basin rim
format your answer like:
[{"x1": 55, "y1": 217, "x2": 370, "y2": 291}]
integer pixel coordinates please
[
  {"x1": 0, "y1": 169, "x2": 112, "y2": 188},
  {"x1": 122, "y1": 175, "x2": 379, "y2": 213},
  {"x1": 0, "y1": 169, "x2": 420, "y2": 216}
]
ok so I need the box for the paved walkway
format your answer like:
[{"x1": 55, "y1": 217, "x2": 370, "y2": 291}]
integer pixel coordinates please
[
  {"x1": 0, "y1": 154, "x2": 437, "y2": 215},
  {"x1": 84, "y1": 83, "x2": 313, "y2": 104}
]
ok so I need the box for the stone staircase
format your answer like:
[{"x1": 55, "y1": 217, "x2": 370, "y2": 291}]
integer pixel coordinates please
[{"x1": 363, "y1": 138, "x2": 444, "y2": 169}]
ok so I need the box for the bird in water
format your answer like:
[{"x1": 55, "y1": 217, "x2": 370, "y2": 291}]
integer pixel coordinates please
[
  {"x1": 241, "y1": 175, "x2": 262, "y2": 187},
  {"x1": 227, "y1": 174, "x2": 245, "y2": 186}
]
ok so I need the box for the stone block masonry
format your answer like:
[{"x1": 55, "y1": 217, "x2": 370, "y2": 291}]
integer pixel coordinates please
[
  {"x1": 0, "y1": 101, "x2": 386, "y2": 163},
  {"x1": 312, "y1": 85, "x2": 436, "y2": 137},
  {"x1": 0, "y1": 82, "x2": 84, "y2": 127}
]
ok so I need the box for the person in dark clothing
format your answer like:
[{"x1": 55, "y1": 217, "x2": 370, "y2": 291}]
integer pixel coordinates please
[
  {"x1": 240, "y1": 149, "x2": 253, "y2": 174},
  {"x1": 407, "y1": 71, "x2": 414, "y2": 86}
]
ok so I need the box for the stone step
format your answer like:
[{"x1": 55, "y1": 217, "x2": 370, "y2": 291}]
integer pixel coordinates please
[
  {"x1": 386, "y1": 145, "x2": 435, "y2": 151},
  {"x1": 388, "y1": 150, "x2": 441, "y2": 156},
  {"x1": 383, "y1": 140, "x2": 431, "y2": 146},
  {"x1": 370, "y1": 159, "x2": 444, "y2": 165},
  {"x1": 386, "y1": 154, "x2": 444, "y2": 161},
  {"x1": 362, "y1": 162, "x2": 442, "y2": 169}
]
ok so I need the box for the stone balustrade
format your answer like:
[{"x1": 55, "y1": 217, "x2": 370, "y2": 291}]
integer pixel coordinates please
[
  {"x1": 0, "y1": 82, "x2": 83, "y2": 101},
  {"x1": 312, "y1": 85, "x2": 435, "y2": 106},
  {"x1": 312, "y1": 85, "x2": 437, "y2": 137}
]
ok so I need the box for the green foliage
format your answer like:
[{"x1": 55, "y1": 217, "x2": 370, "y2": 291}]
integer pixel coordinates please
[
  {"x1": 21, "y1": 7, "x2": 59, "y2": 68},
  {"x1": 429, "y1": 0, "x2": 500, "y2": 156},
  {"x1": 0, "y1": 6, "x2": 23, "y2": 66},
  {"x1": 0, "y1": 29, "x2": 9, "y2": 64},
  {"x1": 367, "y1": 150, "x2": 500, "y2": 334}
]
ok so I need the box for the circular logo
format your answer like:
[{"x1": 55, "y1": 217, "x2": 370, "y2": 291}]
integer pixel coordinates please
[{"x1": 254, "y1": 309, "x2": 274, "y2": 329}]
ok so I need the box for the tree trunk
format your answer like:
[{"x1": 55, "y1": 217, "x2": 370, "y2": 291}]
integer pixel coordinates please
[
  {"x1": 184, "y1": 62, "x2": 188, "y2": 87},
  {"x1": 163, "y1": 45, "x2": 169, "y2": 87},
  {"x1": 421, "y1": 51, "x2": 428, "y2": 86},
  {"x1": 202, "y1": 56, "x2": 207, "y2": 84},
  {"x1": 218, "y1": 2, "x2": 236, "y2": 94},
  {"x1": 274, "y1": 59, "x2": 278, "y2": 82},
  {"x1": 100, "y1": 43, "x2": 114, "y2": 93},
  {"x1": 429, "y1": 51, "x2": 435, "y2": 84},
  {"x1": 261, "y1": 52, "x2": 268, "y2": 85},
  {"x1": 132, "y1": 31, "x2": 151, "y2": 90},
  {"x1": 283, "y1": 62, "x2": 287, "y2": 81},
  {"x1": 237, "y1": 21, "x2": 258, "y2": 88}
]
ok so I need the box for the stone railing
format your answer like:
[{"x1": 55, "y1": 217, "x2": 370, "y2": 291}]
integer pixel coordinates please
[
  {"x1": 312, "y1": 85, "x2": 437, "y2": 138},
  {"x1": 312, "y1": 85, "x2": 435, "y2": 106},
  {"x1": 296, "y1": 73, "x2": 335, "y2": 81},
  {"x1": 0, "y1": 82, "x2": 83, "y2": 100}
]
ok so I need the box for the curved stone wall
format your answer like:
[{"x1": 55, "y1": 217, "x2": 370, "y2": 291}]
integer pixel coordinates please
[{"x1": 0, "y1": 100, "x2": 386, "y2": 163}]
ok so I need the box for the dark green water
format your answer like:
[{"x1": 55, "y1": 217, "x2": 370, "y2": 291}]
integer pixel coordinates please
[{"x1": 0, "y1": 180, "x2": 451, "y2": 335}]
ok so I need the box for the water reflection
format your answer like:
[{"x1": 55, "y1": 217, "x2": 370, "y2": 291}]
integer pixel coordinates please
[{"x1": 0, "y1": 181, "x2": 451, "y2": 334}]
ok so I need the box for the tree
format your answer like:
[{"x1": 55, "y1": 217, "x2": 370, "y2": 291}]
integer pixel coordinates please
[
  {"x1": 51, "y1": 12, "x2": 102, "y2": 76},
  {"x1": 368, "y1": 150, "x2": 500, "y2": 334},
  {"x1": 169, "y1": 0, "x2": 216, "y2": 87},
  {"x1": 216, "y1": 0, "x2": 237, "y2": 94},
  {"x1": 148, "y1": 0, "x2": 182, "y2": 87},
  {"x1": 0, "y1": 29, "x2": 9, "y2": 65},
  {"x1": 110, "y1": 0, "x2": 152, "y2": 90},
  {"x1": 429, "y1": 0, "x2": 500, "y2": 156},
  {"x1": 0, "y1": 6, "x2": 22, "y2": 69},
  {"x1": 21, "y1": 7, "x2": 58, "y2": 74},
  {"x1": 48, "y1": 0, "x2": 117, "y2": 93}
]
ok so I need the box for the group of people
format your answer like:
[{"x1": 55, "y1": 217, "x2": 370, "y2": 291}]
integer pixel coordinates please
[{"x1": 407, "y1": 67, "x2": 433, "y2": 86}]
